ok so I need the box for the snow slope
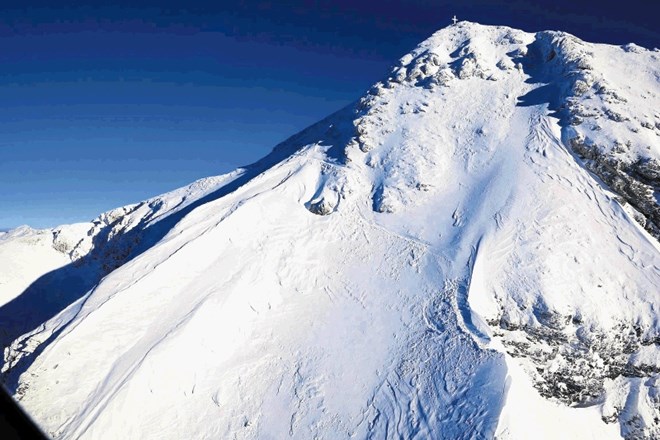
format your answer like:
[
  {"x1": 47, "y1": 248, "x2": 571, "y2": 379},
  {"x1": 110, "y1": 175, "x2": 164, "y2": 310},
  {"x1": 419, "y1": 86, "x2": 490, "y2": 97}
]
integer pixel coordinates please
[{"x1": 1, "y1": 22, "x2": 659, "y2": 439}]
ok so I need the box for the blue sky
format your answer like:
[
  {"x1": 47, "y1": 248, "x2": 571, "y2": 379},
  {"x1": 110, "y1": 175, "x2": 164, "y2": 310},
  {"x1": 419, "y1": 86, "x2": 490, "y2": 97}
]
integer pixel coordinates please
[{"x1": 1, "y1": 0, "x2": 658, "y2": 229}]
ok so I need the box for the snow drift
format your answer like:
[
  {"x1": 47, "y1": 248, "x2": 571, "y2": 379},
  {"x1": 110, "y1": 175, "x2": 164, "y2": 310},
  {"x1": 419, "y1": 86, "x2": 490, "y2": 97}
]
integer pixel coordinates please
[{"x1": 1, "y1": 22, "x2": 659, "y2": 439}]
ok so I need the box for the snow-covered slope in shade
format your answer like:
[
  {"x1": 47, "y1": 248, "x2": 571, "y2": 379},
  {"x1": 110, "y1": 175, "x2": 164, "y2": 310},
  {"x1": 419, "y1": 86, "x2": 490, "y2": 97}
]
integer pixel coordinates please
[
  {"x1": 0, "y1": 171, "x2": 246, "y2": 362},
  {"x1": 1, "y1": 22, "x2": 659, "y2": 440}
]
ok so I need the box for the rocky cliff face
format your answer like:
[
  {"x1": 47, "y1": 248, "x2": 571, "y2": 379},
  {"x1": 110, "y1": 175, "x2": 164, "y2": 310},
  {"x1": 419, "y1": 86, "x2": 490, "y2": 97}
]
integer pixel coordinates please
[{"x1": 529, "y1": 32, "x2": 660, "y2": 240}]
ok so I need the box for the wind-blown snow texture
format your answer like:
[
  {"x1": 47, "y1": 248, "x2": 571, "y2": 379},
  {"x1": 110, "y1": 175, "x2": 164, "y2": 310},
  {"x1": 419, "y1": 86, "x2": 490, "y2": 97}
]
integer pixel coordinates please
[{"x1": 1, "y1": 22, "x2": 659, "y2": 439}]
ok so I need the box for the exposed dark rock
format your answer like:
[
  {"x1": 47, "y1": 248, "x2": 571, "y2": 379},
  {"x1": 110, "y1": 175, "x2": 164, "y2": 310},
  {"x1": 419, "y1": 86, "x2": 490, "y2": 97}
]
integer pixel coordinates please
[
  {"x1": 491, "y1": 308, "x2": 659, "y2": 412},
  {"x1": 569, "y1": 137, "x2": 660, "y2": 240},
  {"x1": 306, "y1": 198, "x2": 334, "y2": 216}
]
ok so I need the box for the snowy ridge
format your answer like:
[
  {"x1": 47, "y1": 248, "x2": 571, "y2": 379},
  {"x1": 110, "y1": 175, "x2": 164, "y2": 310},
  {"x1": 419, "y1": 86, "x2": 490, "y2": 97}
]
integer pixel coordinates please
[
  {"x1": 531, "y1": 31, "x2": 660, "y2": 239},
  {"x1": 0, "y1": 171, "x2": 245, "y2": 361},
  {"x1": 1, "y1": 22, "x2": 659, "y2": 439}
]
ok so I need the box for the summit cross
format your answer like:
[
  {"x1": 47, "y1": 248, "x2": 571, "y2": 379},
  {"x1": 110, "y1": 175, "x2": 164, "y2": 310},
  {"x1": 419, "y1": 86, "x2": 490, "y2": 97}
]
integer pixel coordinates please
[{"x1": 452, "y1": 15, "x2": 457, "y2": 25}]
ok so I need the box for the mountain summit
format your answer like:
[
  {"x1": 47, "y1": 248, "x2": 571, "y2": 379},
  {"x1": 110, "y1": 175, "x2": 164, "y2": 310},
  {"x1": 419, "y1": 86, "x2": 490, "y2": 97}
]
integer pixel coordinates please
[{"x1": 1, "y1": 22, "x2": 659, "y2": 439}]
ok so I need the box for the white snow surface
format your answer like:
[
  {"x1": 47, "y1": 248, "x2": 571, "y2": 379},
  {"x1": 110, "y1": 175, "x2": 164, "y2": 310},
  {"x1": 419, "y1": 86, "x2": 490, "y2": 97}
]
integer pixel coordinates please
[{"x1": 1, "y1": 22, "x2": 659, "y2": 439}]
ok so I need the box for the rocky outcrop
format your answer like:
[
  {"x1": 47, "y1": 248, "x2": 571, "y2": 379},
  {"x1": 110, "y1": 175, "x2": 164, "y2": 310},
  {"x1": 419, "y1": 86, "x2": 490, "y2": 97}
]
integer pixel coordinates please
[
  {"x1": 489, "y1": 312, "x2": 660, "y2": 439},
  {"x1": 522, "y1": 31, "x2": 660, "y2": 242},
  {"x1": 569, "y1": 136, "x2": 660, "y2": 239}
]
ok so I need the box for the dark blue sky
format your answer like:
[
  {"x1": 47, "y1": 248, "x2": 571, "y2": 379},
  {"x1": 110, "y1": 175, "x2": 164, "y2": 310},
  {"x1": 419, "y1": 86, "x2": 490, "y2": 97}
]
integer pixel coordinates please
[{"x1": 1, "y1": 0, "x2": 658, "y2": 229}]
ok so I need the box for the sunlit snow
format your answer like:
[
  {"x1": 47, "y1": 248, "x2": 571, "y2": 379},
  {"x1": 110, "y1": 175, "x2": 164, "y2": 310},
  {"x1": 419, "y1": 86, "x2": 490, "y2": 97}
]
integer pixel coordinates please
[{"x1": 1, "y1": 22, "x2": 659, "y2": 440}]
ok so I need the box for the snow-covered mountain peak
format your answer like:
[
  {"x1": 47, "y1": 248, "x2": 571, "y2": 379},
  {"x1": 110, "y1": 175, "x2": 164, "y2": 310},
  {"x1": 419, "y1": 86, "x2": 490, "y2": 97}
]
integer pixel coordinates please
[
  {"x1": 303, "y1": 23, "x2": 660, "y2": 241},
  {"x1": 1, "y1": 23, "x2": 659, "y2": 440}
]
